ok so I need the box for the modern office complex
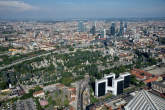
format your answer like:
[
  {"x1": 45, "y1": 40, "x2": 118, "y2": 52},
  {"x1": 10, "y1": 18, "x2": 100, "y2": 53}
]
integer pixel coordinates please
[
  {"x1": 95, "y1": 78, "x2": 107, "y2": 97},
  {"x1": 125, "y1": 90, "x2": 165, "y2": 110},
  {"x1": 120, "y1": 73, "x2": 131, "y2": 88},
  {"x1": 119, "y1": 21, "x2": 124, "y2": 36},
  {"x1": 95, "y1": 72, "x2": 130, "y2": 97},
  {"x1": 110, "y1": 22, "x2": 115, "y2": 36},
  {"x1": 104, "y1": 29, "x2": 106, "y2": 39},
  {"x1": 90, "y1": 25, "x2": 96, "y2": 36},
  {"x1": 78, "y1": 21, "x2": 85, "y2": 32}
]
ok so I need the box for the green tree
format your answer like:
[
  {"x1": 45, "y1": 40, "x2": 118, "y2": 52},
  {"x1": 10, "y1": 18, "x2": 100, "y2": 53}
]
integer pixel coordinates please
[
  {"x1": 114, "y1": 56, "x2": 119, "y2": 61},
  {"x1": 34, "y1": 86, "x2": 43, "y2": 91},
  {"x1": 64, "y1": 98, "x2": 69, "y2": 107},
  {"x1": 130, "y1": 75, "x2": 138, "y2": 85},
  {"x1": 0, "y1": 81, "x2": 8, "y2": 90},
  {"x1": 59, "y1": 77, "x2": 73, "y2": 86},
  {"x1": 69, "y1": 47, "x2": 74, "y2": 51},
  {"x1": 48, "y1": 96, "x2": 56, "y2": 106}
]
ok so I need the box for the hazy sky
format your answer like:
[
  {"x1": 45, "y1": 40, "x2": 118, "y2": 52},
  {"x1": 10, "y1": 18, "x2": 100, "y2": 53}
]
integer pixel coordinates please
[{"x1": 0, "y1": 0, "x2": 165, "y2": 19}]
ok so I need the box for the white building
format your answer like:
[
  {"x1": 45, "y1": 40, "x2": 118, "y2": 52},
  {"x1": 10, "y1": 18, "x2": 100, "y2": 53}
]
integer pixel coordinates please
[
  {"x1": 95, "y1": 78, "x2": 107, "y2": 97},
  {"x1": 95, "y1": 72, "x2": 130, "y2": 97}
]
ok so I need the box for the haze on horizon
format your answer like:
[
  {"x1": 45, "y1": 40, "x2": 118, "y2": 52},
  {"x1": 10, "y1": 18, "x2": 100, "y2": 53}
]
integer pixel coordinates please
[{"x1": 0, "y1": 0, "x2": 165, "y2": 20}]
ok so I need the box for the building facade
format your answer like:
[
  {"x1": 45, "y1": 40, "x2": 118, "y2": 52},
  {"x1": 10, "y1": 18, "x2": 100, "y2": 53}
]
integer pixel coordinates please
[{"x1": 95, "y1": 72, "x2": 130, "y2": 97}]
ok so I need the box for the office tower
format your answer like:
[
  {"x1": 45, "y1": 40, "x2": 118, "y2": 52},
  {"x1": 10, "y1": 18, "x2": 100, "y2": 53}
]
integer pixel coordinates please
[
  {"x1": 125, "y1": 90, "x2": 165, "y2": 110},
  {"x1": 120, "y1": 72, "x2": 130, "y2": 88},
  {"x1": 124, "y1": 22, "x2": 127, "y2": 28},
  {"x1": 78, "y1": 21, "x2": 85, "y2": 32},
  {"x1": 104, "y1": 29, "x2": 106, "y2": 38},
  {"x1": 106, "y1": 74, "x2": 125, "y2": 96},
  {"x1": 108, "y1": 77, "x2": 113, "y2": 86},
  {"x1": 119, "y1": 21, "x2": 124, "y2": 36},
  {"x1": 95, "y1": 78, "x2": 107, "y2": 97},
  {"x1": 114, "y1": 78, "x2": 124, "y2": 95},
  {"x1": 95, "y1": 73, "x2": 130, "y2": 97},
  {"x1": 98, "y1": 82, "x2": 106, "y2": 97},
  {"x1": 107, "y1": 75, "x2": 113, "y2": 87},
  {"x1": 105, "y1": 74, "x2": 115, "y2": 87},
  {"x1": 90, "y1": 25, "x2": 96, "y2": 36},
  {"x1": 110, "y1": 22, "x2": 115, "y2": 36},
  {"x1": 124, "y1": 22, "x2": 127, "y2": 33}
]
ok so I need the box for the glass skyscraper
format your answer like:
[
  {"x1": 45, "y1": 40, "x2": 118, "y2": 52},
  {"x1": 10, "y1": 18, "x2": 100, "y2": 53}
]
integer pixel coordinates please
[
  {"x1": 90, "y1": 25, "x2": 96, "y2": 35},
  {"x1": 119, "y1": 21, "x2": 124, "y2": 36},
  {"x1": 110, "y1": 22, "x2": 115, "y2": 36},
  {"x1": 78, "y1": 21, "x2": 85, "y2": 32}
]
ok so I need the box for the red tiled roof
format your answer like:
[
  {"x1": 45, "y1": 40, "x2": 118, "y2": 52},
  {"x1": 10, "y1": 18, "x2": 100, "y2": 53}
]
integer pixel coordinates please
[
  {"x1": 69, "y1": 88, "x2": 76, "y2": 91},
  {"x1": 131, "y1": 69, "x2": 158, "y2": 83},
  {"x1": 33, "y1": 90, "x2": 44, "y2": 95},
  {"x1": 144, "y1": 77, "x2": 158, "y2": 83},
  {"x1": 131, "y1": 69, "x2": 153, "y2": 79}
]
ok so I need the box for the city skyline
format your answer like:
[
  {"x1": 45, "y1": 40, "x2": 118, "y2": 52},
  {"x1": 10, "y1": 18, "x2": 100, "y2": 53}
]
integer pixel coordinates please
[
  {"x1": 0, "y1": 4, "x2": 165, "y2": 109},
  {"x1": 0, "y1": 0, "x2": 165, "y2": 20}
]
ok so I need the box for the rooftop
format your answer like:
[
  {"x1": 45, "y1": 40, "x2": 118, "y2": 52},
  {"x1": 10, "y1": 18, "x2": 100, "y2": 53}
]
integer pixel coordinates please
[
  {"x1": 125, "y1": 90, "x2": 165, "y2": 110},
  {"x1": 131, "y1": 68, "x2": 158, "y2": 83},
  {"x1": 33, "y1": 90, "x2": 44, "y2": 96},
  {"x1": 145, "y1": 65, "x2": 165, "y2": 76},
  {"x1": 152, "y1": 81, "x2": 165, "y2": 88}
]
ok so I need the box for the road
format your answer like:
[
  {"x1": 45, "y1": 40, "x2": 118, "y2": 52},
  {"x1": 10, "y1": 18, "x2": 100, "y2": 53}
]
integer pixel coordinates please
[
  {"x1": 77, "y1": 76, "x2": 89, "y2": 110},
  {"x1": 0, "y1": 51, "x2": 10, "y2": 56},
  {"x1": 0, "y1": 52, "x2": 52, "y2": 71},
  {"x1": 0, "y1": 49, "x2": 70, "y2": 71},
  {"x1": 0, "y1": 48, "x2": 95, "y2": 71}
]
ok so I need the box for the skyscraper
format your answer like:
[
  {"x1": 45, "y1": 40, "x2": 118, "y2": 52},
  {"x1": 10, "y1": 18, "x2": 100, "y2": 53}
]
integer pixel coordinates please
[
  {"x1": 120, "y1": 73, "x2": 130, "y2": 88},
  {"x1": 78, "y1": 21, "x2": 85, "y2": 32},
  {"x1": 104, "y1": 29, "x2": 106, "y2": 38},
  {"x1": 119, "y1": 21, "x2": 124, "y2": 36},
  {"x1": 90, "y1": 25, "x2": 96, "y2": 36},
  {"x1": 124, "y1": 22, "x2": 127, "y2": 29},
  {"x1": 110, "y1": 22, "x2": 115, "y2": 36},
  {"x1": 124, "y1": 22, "x2": 127, "y2": 34}
]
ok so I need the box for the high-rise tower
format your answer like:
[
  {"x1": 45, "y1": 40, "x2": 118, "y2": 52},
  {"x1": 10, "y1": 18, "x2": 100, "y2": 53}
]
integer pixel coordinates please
[
  {"x1": 119, "y1": 21, "x2": 124, "y2": 36},
  {"x1": 124, "y1": 22, "x2": 127, "y2": 34},
  {"x1": 110, "y1": 22, "x2": 115, "y2": 36},
  {"x1": 78, "y1": 21, "x2": 85, "y2": 32},
  {"x1": 104, "y1": 29, "x2": 106, "y2": 38},
  {"x1": 90, "y1": 25, "x2": 96, "y2": 35}
]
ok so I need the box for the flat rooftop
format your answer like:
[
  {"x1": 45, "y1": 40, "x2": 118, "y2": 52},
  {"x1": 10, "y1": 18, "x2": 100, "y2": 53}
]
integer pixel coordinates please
[
  {"x1": 144, "y1": 64, "x2": 165, "y2": 76},
  {"x1": 152, "y1": 80, "x2": 165, "y2": 88},
  {"x1": 105, "y1": 98, "x2": 126, "y2": 109}
]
